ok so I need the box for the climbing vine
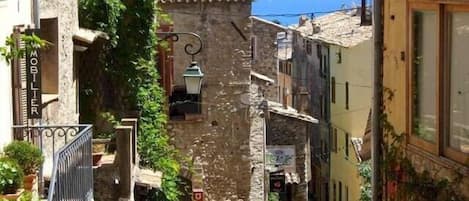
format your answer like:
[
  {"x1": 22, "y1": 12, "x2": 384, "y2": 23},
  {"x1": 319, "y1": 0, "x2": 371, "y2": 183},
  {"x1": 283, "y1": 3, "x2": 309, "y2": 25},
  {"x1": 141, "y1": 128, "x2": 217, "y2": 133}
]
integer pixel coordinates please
[
  {"x1": 79, "y1": 0, "x2": 181, "y2": 200},
  {"x1": 377, "y1": 88, "x2": 467, "y2": 201}
]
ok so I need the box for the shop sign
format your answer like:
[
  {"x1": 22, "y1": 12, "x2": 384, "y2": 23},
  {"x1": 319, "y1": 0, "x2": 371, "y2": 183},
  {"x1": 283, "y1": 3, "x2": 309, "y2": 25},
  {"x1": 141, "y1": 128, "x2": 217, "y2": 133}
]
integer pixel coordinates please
[
  {"x1": 193, "y1": 189, "x2": 203, "y2": 201},
  {"x1": 25, "y1": 29, "x2": 42, "y2": 119},
  {"x1": 269, "y1": 174, "x2": 286, "y2": 193},
  {"x1": 266, "y1": 145, "x2": 296, "y2": 172}
]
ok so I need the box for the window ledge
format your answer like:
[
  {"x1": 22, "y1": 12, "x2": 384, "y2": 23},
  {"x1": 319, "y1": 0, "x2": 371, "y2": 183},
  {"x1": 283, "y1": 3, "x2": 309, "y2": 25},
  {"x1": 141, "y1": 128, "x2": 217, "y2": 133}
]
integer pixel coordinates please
[
  {"x1": 406, "y1": 144, "x2": 469, "y2": 176},
  {"x1": 169, "y1": 114, "x2": 205, "y2": 124}
]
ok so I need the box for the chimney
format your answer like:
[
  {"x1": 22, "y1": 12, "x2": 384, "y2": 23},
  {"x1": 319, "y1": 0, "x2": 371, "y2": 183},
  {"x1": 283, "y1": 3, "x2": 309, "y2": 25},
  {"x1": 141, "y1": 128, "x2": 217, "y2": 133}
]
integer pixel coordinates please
[
  {"x1": 299, "y1": 15, "x2": 308, "y2": 26},
  {"x1": 361, "y1": 0, "x2": 372, "y2": 25},
  {"x1": 312, "y1": 22, "x2": 321, "y2": 34}
]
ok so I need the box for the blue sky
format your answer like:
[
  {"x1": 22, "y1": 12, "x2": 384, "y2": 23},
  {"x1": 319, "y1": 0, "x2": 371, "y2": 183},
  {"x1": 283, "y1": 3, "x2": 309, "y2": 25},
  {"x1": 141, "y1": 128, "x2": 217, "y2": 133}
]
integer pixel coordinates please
[{"x1": 252, "y1": 0, "x2": 365, "y2": 26}]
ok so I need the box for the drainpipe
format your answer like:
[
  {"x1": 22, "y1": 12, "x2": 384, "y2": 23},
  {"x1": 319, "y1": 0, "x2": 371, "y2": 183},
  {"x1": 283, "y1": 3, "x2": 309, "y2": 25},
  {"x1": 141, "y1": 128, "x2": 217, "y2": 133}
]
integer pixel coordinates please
[
  {"x1": 371, "y1": 0, "x2": 383, "y2": 200},
  {"x1": 33, "y1": 0, "x2": 40, "y2": 29}
]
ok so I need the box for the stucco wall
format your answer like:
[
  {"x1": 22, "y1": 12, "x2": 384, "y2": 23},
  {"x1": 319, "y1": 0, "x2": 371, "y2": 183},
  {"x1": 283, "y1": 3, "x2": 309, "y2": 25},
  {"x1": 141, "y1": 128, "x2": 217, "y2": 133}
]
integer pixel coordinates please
[
  {"x1": 40, "y1": 0, "x2": 79, "y2": 125},
  {"x1": 162, "y1": 2, "x2": 256, "y2": 201},
  {"x1": 329, "y1": 40, "x2": 372, "y2": 201}
]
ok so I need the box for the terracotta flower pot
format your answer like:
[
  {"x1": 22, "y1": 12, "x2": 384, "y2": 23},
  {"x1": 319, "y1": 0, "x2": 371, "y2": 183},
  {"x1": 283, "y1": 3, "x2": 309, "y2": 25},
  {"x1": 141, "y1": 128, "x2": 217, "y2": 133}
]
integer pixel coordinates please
[
  {"x1": 0, "y1": 189, "x2": 24, "y2": 201},
  {"x1": 23, "y1": 174, "x2": 37, "y2": 191}
]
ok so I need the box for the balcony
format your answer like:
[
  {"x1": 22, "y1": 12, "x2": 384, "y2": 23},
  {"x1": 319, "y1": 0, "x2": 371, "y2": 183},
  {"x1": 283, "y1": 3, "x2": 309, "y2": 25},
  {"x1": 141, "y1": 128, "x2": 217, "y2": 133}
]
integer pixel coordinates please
[{"x1": 12, "y1": 125, "x2": 93, "y2": 201}]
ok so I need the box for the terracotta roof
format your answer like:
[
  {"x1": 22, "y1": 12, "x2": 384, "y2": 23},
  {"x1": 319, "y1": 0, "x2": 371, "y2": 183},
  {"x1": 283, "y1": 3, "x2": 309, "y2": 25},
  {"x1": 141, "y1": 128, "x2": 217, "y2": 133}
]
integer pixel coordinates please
[
  {"x1": 158, "y1": 0, "x2": 249, "y2": 3},
  {"x1": 268, "y1": 101, "x2": 319, "y2": 124},
  {"x1": 292, "y1": 10, "x2": 372, "y2": 47}
]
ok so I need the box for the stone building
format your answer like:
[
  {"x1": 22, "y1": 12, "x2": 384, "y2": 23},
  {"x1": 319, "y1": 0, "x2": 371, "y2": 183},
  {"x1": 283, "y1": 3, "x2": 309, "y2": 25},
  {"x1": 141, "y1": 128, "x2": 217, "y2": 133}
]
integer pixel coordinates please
[
  {"x1": 250, "y1": 16, "x2": 292, "y2": 106},
  {"x1": 294, "y1": 10, "x2": 373, "y2": 201},
  {"x1": 265, "y1": 101, "x2": 318, "y2": 201},
  {"x1": 158, "y1": 1, "x2": 259, "y2": 200},
  {"x1": 291, "y1": 16, "x2": 332, "y2": 201}
]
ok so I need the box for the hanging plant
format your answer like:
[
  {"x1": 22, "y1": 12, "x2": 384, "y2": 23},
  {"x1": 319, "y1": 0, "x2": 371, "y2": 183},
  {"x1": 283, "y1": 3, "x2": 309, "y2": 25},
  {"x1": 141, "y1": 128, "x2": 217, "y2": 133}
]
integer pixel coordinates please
[{"x1": 0, "y1": 33, "x2": 50, "y2": 64}]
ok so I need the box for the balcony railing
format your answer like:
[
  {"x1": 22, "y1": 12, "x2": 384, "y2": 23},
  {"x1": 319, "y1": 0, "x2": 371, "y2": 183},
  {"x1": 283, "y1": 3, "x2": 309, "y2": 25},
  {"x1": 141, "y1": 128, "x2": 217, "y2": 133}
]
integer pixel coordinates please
[{"x1": 12, "y1": 125, "x2": 93, "y2": 201}]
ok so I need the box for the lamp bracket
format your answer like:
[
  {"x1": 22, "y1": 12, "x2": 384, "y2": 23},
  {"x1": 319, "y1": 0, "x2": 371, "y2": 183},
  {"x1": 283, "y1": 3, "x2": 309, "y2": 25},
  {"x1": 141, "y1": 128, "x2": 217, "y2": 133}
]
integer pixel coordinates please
[{"x1": 156, "y1": 32, "x2": 203, "y2": 61}]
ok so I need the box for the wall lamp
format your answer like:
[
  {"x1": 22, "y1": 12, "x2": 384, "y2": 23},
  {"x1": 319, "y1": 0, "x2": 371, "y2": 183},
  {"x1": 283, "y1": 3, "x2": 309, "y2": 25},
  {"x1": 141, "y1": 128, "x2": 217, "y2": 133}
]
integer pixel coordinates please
[{"x1": 157, "y1": 32, "x2": 204, "y2": 95}]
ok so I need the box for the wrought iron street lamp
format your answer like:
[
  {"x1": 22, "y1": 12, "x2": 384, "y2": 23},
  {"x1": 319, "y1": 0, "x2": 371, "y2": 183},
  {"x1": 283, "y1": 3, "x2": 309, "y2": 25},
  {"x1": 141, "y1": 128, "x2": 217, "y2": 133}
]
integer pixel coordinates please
[{"x1": 157, "y1": 32, "x2": 204, "y2": 94}]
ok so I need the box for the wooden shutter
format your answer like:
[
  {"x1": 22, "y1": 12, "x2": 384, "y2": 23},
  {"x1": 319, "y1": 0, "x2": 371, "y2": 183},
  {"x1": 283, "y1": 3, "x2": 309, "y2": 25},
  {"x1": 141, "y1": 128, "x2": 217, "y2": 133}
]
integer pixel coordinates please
[
  {"x1": 11, "y1": 28, "x2": 28, "y2": 127},
  {"x1": 157, "y1": 24, "x2": 174, "y2": 97}
]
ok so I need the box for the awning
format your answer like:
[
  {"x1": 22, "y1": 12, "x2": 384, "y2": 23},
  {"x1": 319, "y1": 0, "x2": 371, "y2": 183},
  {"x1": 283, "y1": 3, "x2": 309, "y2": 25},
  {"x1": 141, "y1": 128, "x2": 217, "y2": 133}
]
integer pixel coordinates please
[
  {"x1": 73, "y1": 28, "x2": 109, "y2": 44},
  {"x1": 285, "y1": 172, "x2": 300, "y2": 184}
]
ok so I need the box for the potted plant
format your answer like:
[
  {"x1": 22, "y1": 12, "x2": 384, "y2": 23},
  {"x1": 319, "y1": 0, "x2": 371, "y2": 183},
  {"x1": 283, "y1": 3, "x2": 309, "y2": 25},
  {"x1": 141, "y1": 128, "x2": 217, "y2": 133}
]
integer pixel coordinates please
[
  {"x1": 0, "y1": 158, "x2": 24, "y2": 200},
  {"x1": 3, "y1": 141, "x2": 44, "y2": 191}
]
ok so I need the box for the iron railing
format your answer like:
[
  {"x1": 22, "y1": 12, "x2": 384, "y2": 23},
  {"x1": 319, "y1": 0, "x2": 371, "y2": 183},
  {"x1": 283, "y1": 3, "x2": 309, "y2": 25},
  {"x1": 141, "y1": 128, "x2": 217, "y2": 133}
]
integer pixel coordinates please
[{"x1": 12, "y1": 125, "x2": 93, "y2": 201}]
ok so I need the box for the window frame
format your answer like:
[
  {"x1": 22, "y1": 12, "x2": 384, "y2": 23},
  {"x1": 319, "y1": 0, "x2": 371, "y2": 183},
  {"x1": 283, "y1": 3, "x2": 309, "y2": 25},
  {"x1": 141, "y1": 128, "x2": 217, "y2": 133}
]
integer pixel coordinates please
[
  {"x1": 442, "y1": 5, "x2": 469, "y2": 163},
  {"x1": 345, "y1": 81, "x2": 349, "y2": 110},
  {"x1": 331, "y1": 77, "x2": 336, "y2": 103},
  {"x1": 407, "y1": 2, "x2": 469, "y2": 164}
]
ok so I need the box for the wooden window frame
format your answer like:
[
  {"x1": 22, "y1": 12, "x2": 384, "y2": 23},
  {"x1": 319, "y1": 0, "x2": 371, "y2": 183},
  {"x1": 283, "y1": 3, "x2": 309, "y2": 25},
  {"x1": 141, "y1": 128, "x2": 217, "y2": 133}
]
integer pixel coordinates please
[
  {"x1": 332, "y1": 128, "x2": 338, "y2": 153},
  {"x1": 345, "y1": 81, "x2": 349, "y2": 110},
  {"x1": 407, "y1": 2, "x2": 469, "y2": 164},
  {"x1": 345, "y1": 132, "x2": 349, "y2": 159},
  {"x1": 331, "y1": 77, "x2": 336, "y2": 103}
]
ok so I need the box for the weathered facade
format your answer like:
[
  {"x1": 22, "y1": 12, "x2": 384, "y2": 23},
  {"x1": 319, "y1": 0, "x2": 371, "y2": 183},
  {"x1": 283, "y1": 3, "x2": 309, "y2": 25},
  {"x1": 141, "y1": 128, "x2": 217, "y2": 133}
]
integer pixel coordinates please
[
  {"x1": 382, "y1": 0, "x2": 469, "y2": 199},
  {"x1": 292, "y1": 16, "x2": 332, "y2": 201},
  {"x1": 266, "y1": 101, "x2": 317, "y2": 201},
  {"x1": 160, "y1": 1, "x2": 258, "y2": 200}
]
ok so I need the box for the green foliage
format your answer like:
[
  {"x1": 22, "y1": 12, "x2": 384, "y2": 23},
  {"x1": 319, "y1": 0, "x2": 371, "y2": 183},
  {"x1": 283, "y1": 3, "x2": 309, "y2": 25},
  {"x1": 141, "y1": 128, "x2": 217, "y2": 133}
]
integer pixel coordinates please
[
  {"x1": 19, "y1": 191, "x2": 32, "y2": 201},
  {"x1": 79, "y1": 0, "x2": 182, "y2": 200},
  {"x1": 381, "y1": 88, "x2": 466, "y2": 201},
  {"x1": 358, "y1": 161, "x2": 371, "y2": 201},
  {"x1": 268, "y1": 192, "x2": 280, "y2": 201},
  {"x1": 0, "y1": 34, "x2": 50, "y2": 64},
  {"x1": 0, "y1": 158, "x2": 24, "y2": 194},
  {"x1": 3, "y1": 141, "x2": 44, "y2": 175}
]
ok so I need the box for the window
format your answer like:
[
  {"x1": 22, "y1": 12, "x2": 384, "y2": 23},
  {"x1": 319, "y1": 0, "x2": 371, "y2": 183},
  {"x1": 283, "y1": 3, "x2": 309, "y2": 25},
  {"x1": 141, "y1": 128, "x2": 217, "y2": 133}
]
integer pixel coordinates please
[
  {"x1": 306, "y1": 40, "x2": 312, "y2": 55},
  {"x1": 345, "y1": 133, "x2": 349, "y2": 158},
  {"x1": 169, "y1": 86, "x2": 202, "y2": 120},
  {"x1": 331, "y1": 77, "x2": 336, "y2": 103},
  {"x1": 345, "y1": 81, "x2": 349, "y2": 110},
  {"x1": 336, "y1": 49, "x2": 342, "y2": 64},
  {"x1": 332, "y1": 128, "x2": 338, "y2": 152},
  {"x1": 409, "y1": 3, "x2": 469, "y2": 163},
  {"x1": 40, "y1": 18, "x2": 59, "y2": 94},
  {"x1": 251, "y1": 36, "x2": 256, "y2": 60},
  {"x1": 339, "y1": 181, "x2": 342, "y2": 201}
]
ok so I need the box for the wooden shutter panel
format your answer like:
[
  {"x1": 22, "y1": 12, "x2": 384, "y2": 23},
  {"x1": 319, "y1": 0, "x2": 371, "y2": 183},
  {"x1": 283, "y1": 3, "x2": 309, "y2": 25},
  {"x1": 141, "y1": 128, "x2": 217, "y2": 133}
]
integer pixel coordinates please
[
  {"x1": 157, "y1": 24, "x2": 174, "y2": 97},
  {"x1": 11, "y1": 28, "x2": 28, "y2": 126}
]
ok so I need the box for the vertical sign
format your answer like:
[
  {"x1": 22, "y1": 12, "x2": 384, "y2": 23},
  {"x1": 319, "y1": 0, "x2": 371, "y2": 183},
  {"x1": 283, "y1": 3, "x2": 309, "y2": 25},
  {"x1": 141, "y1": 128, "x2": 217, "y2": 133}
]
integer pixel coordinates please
[{"x1": 25, "y1": 29, "x2": 42, "y2": 119}]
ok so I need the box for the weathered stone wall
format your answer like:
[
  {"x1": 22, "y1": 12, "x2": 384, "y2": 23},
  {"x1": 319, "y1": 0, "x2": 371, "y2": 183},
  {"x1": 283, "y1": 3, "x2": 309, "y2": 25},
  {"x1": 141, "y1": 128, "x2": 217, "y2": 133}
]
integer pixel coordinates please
[
  {"x1": 40, "y1": 0, "x2": 79, "y2": 124},
  {"x1": 407, "y1": 146, "x2": 469, "y2": 199},
  {"x1": 292, "y1": 28, "x2": 330, "y2": 200},
  {"x1": 162, "y1": 2, "x2": 255, "y2": 201},
  {"x1": 249, "y1": 83, "x2": 266, "y2": 201},
  {"x1": 266, "y1": 113, "x2": 310, "y2": 201},
  {"x1": 251, "y1": 17, "x2": 286, "y2": 102}
]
